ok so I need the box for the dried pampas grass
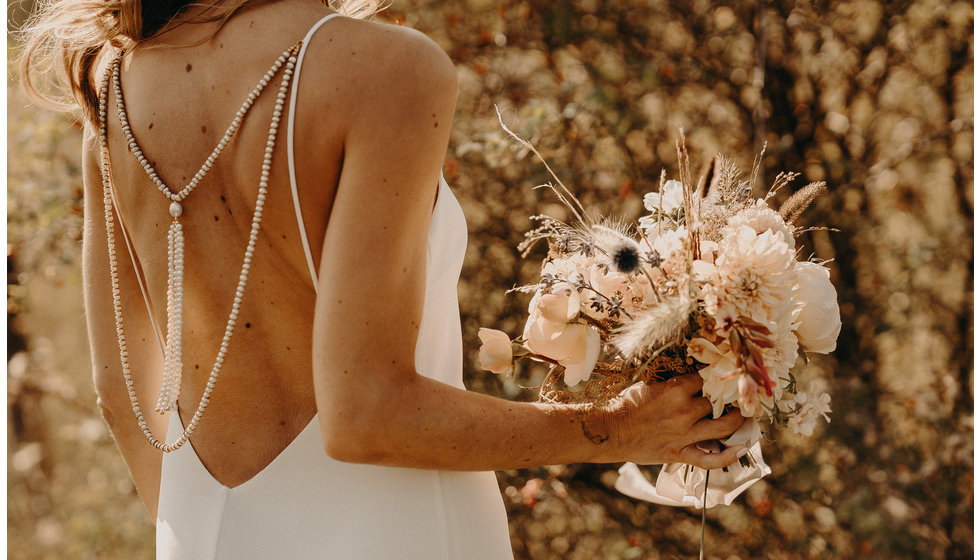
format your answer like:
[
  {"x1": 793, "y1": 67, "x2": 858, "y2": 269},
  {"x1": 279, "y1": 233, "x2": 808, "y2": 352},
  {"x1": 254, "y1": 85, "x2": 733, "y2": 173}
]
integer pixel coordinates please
[{"x1": 611, "y1": 292, "x2": 692, "y2": 360}]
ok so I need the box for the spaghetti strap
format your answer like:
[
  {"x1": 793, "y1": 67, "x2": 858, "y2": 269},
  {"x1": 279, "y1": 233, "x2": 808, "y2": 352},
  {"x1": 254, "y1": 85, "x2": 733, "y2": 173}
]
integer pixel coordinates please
[{"x1": 287, "y1": 12, "x2": 343, "y2": 293}]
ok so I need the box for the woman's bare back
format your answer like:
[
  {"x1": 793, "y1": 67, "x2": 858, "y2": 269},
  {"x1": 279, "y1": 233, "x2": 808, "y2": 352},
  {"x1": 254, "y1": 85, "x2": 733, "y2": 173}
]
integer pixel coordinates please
[{"x1": 85, "y1": 1, "x2": 438, "y2": 493}]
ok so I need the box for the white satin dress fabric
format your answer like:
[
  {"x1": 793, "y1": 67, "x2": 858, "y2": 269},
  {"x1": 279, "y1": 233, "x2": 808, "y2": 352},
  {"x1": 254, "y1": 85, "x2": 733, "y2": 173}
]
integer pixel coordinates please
[{"x1": 155, "y1": 14, "x2": 513, "y2": 560}]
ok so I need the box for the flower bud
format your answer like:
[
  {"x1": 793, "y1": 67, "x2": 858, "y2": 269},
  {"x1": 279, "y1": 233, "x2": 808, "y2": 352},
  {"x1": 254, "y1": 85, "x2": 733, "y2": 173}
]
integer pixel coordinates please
[{"x1": 477, "y1": 328, "x2": 514, "y2": 374}]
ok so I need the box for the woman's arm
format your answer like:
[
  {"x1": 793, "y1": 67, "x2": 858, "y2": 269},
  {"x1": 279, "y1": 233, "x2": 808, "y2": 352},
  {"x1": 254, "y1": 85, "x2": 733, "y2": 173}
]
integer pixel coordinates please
[
  {"x1": 312, "y1": 25, "x2": 744, "y2": 471},
  {"x1": 81, "y1": 128, "x2": 168, "y2": 519}
]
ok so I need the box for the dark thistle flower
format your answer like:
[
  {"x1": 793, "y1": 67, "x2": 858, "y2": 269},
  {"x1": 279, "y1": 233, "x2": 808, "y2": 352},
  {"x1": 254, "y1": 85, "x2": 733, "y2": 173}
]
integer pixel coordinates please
[
  {"x1": 734, "y1": 181, "x2": 752, "y2": 202},
  {"x1": 643, "y1": 249, "x2": 663, "y2": 268},
  {"x1": 589, "y1": 296, "x2": 605, "y2": 313},
  {"x1": 606, "y1": 295, "x2": 624, "y2": 319},
  {"x1": 556, "y1": 234, "x2": 573, "y2": 254},
  {"x1": 539, "y1": 273, "x2": 560, "y2": 291},
  {"x1": 611, "y1": 244, "x2": 641, "y2": 274}
]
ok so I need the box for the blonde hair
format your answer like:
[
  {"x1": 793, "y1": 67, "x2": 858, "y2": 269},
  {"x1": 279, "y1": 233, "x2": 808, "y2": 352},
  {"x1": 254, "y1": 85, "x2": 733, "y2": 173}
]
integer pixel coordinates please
[{"x1": 18, "y1": 0, "x2": 381, "y2": 124}]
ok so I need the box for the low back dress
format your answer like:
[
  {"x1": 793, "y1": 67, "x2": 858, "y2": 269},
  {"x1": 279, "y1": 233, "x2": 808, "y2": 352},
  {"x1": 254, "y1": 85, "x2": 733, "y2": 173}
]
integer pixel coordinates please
[{"x1": 150, "y1": 14, "x2": 514, "y2": 559}]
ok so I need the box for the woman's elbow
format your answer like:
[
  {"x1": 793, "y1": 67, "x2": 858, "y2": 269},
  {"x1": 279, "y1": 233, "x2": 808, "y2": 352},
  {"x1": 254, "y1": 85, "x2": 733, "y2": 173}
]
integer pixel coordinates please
[
  {"x1": 319, "y1": 411, "x2": 392, "y2": 465},
  {"x1": 93, "y1": 368, "x2": 127, "y2": 430},
  {"x1": 314, "y1": 361, "x2": 418, "y2": 464}
]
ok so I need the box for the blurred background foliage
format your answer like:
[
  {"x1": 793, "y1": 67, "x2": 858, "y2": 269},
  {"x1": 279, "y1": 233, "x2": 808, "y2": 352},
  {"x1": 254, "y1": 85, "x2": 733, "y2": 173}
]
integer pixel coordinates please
[{"x1": 6, "y1": 0, "x2": 973, "y2": 558}]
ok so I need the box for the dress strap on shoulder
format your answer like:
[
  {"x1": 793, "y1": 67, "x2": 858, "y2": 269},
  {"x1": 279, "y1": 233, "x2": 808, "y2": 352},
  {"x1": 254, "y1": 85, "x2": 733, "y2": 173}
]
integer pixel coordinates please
[{"x1": 287, "y1": 12, "x2": 343, "y2": 293}]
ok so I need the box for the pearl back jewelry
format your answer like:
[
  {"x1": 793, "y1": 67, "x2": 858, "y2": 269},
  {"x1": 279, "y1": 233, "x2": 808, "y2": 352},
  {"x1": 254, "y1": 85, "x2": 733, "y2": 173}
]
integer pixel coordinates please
[{"x1": 97, "y1": 42, "x2": 302, "y2": 452}]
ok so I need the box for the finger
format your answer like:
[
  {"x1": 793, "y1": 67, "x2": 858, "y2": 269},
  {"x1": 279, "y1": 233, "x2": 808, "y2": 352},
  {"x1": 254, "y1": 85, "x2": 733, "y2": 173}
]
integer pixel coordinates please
[
  {"x1": 679, "y1": 444, "x2": 745, "y2": 470},
  {"x1": 689, "y1": 410, "x2": 745, "y2": 442},
  {"x1": 690, "y1": 395, "x2": 713, "y2": 419},
  {"x1": 662, "y1": 373, "x2": 703, "y2": 395}
]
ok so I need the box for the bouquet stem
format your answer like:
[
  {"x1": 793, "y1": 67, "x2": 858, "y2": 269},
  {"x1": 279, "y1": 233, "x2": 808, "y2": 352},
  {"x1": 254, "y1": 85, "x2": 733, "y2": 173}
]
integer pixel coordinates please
[{"x1": 699, "y1": 469, "x2": 709, "y2": 560}]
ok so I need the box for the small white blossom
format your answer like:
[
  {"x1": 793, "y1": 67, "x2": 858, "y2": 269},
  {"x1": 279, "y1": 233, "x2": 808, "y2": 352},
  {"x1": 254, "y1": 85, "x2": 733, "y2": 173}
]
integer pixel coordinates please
[
  {"x1": 787, "y1": 388, "x2": 832, "y2": 436},
  {"x1": 643, "y1": 180, "x2": 685, "y2": 213},
  {"x1": 639, "y1": 180, "x2": 686, "y2": 235}
]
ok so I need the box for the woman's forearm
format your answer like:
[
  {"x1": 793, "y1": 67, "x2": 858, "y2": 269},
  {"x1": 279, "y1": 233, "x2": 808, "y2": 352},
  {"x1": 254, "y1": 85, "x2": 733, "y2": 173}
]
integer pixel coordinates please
[
  {"x1": 319, "y1": 372, "x2": 617, "y2": 470},
  {"x1": 318, "y1": 368, "x2": 745, "y2": 471}
]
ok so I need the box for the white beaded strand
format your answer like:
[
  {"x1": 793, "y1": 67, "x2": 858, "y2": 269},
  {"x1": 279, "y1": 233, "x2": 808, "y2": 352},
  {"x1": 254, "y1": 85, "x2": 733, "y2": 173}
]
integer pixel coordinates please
[
  {"x1": 110, "y1": 50, "x2": 292, "y2": 205},
  {"x1": 111, "y1": 48, "x2": 295, "y2": 415},
  {"x1": 158, "y1": 220, "x2": 184, "y2": 412},
  {"x1": 97, "y1": 42, "x2": 302, "y2": 452}
]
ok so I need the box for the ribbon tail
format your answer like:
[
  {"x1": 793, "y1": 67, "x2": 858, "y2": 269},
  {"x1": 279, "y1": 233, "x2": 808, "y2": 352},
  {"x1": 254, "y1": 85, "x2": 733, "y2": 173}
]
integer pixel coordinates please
[{"x1": 615, "y1": 463, "x2": 703, "y2": 507}]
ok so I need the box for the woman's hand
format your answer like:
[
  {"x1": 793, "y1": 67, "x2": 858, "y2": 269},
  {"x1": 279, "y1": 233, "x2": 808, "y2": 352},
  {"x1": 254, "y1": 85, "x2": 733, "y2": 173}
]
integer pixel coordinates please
[{"x1": 602, "y1": 374, "x2": 746, "y2": 469}]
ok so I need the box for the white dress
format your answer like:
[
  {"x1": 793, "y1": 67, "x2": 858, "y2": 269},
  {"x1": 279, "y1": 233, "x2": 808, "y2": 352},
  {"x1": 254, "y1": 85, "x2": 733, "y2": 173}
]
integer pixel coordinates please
[{"x1": 155, "y1": 14, "x2": 514, "y2": 560}]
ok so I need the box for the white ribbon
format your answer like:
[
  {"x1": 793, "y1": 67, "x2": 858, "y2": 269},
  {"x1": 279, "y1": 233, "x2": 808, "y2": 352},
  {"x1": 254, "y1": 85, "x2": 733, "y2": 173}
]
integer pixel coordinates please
[{"x1": 614, "y1": 419, "x2": 771, "y2": 509}]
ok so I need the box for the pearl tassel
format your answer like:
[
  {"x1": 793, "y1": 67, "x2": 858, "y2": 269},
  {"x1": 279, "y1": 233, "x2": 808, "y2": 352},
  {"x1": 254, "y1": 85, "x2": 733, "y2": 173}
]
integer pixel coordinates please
[
  {"x1": 158, "y1": 216, "x2": 184, "y2": 413},
  {"x1": 98, "y1": 42, "x2": 302, "y2": 451}
]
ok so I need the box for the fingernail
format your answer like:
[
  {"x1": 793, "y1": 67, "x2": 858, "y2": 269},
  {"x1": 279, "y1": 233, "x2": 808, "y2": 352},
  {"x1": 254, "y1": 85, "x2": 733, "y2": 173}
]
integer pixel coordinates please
[{"x1": 735, "y1": 446, "x2": 748, "y2": 458}]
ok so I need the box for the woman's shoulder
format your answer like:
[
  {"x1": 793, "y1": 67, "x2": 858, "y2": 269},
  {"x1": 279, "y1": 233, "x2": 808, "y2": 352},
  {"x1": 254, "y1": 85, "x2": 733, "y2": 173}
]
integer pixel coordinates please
[{"x1": 306, "y1": 16, "x2": 457, "y2": 112}]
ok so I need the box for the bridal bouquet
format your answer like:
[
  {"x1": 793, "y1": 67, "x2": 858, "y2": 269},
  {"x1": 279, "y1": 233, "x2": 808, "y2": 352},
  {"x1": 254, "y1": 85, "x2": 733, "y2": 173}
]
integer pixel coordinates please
[{"x1": 478, "y1": 126, "x2": 840, "y2": 509}]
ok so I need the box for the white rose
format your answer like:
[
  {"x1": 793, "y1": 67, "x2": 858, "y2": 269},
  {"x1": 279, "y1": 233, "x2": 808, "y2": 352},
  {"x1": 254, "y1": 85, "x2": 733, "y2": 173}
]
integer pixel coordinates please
[
  {"x1": 477, "y1": 328, "x2": 514, "y2": 374},
  {"x1": 521, "y1": 289, "x2": 578, "y2": 342},
  {"x1": 793, "y1": 261, "x2": 842, "y2": 353},
  {"x1": 590, "y1": 267, "x2": 630, "y2": 299},
  {"x1": 579, "y1": 267, "x2": 631, "y2": 321}
]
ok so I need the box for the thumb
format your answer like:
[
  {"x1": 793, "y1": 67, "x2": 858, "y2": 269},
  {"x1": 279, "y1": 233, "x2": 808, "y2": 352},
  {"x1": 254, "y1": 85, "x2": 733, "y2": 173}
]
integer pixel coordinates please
[{"x1": 679, "y1": 444, "x2": 745, "y2": 470}]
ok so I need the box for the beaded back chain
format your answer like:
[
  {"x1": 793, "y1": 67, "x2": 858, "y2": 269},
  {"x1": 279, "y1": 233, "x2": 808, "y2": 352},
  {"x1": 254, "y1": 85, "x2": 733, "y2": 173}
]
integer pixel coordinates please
[{"x1": 96, "y1": 41, "x2": 302, "y2": 452}]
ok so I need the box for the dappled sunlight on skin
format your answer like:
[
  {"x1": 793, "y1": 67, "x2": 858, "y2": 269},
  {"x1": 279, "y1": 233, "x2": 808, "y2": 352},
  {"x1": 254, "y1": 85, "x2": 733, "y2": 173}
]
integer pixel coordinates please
[{"x1": 7, "y1": 0, "x2": 973, "y2": 558}]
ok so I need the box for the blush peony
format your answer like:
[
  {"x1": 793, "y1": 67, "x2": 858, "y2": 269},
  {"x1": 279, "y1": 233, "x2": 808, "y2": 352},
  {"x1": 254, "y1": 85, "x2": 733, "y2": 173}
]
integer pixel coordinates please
[{"x1": 523, "y1": 289, "x2": 600, "y2": 385}]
